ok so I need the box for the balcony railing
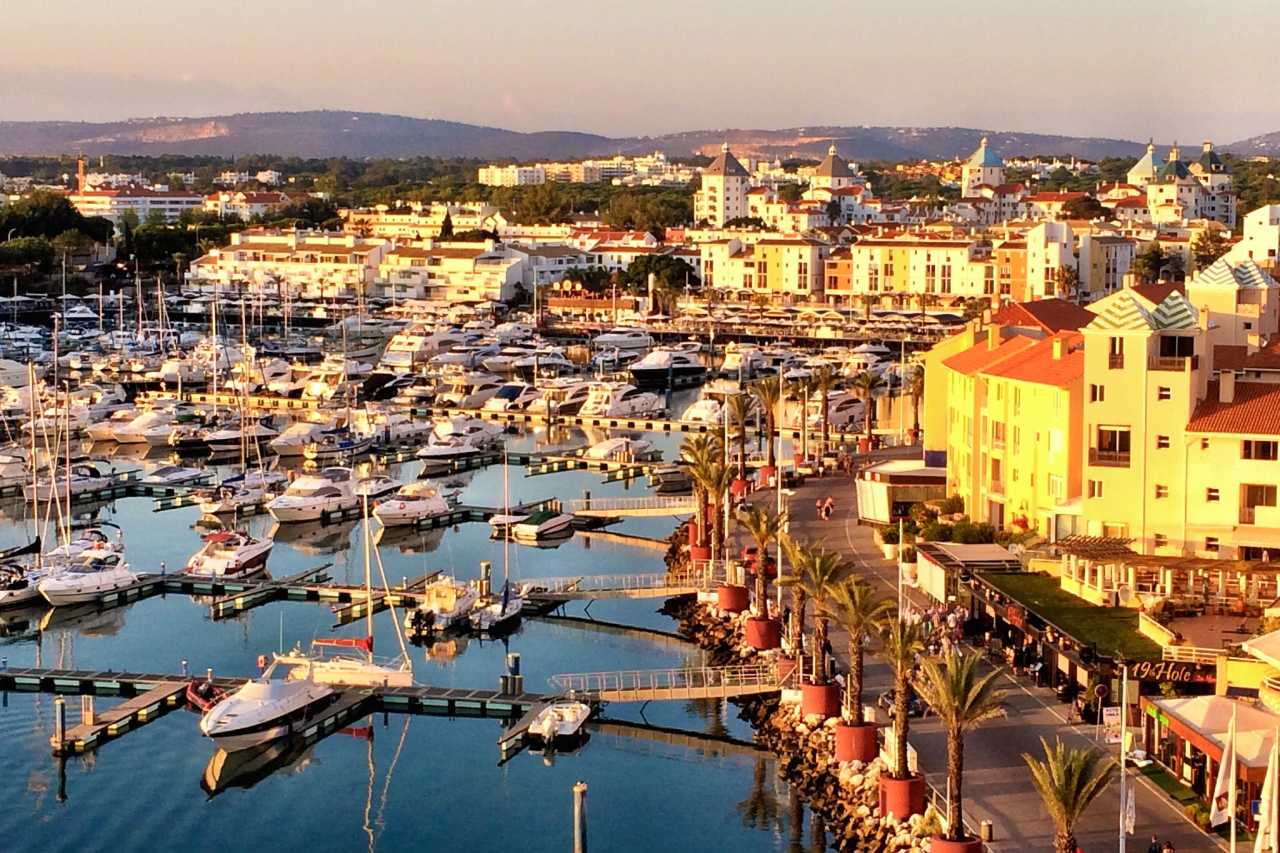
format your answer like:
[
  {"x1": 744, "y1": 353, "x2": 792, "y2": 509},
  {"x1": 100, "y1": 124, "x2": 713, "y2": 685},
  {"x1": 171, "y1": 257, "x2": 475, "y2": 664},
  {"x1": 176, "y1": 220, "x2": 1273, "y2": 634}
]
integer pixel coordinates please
[
  {"x1": 1242, "y1": 506, "x2": 1258, "y2": 525},
  {"x1": 1108, "y1": 354, "x2": 1125, "y2": 369},
  {"x1": 1149, "y1": 355, "x2": 1197, "y2": 372},
  {"x1": 1089, "y1": 449, "x2": 1131, "y2": 468}
]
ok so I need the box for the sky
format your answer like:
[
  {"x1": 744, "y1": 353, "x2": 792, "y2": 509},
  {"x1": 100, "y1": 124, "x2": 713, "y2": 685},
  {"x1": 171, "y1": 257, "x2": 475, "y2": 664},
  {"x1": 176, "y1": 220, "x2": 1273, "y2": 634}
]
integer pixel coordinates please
[{"x1": 3, "y1": 0, "x2": 1278, "y2": 143}]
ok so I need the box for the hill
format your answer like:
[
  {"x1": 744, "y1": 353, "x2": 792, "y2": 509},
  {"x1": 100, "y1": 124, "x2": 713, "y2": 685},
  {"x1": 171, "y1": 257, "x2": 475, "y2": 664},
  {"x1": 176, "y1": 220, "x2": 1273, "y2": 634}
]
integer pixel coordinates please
[
  {"x1": 0, "y1": 110, "x2": 1153, "y2": 161},
  {"x1": 1225, "y1": 131, "x2": 1280, "y2": 158}
]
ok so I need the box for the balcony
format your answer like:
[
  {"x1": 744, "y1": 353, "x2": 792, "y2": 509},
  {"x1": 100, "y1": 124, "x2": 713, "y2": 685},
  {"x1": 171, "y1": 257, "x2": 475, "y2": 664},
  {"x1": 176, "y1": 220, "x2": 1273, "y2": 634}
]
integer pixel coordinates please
[
  {"x1": 1108, "y1": 354, "x2": 1125, "y2": 369},
  {"x1": 1089, "y1": 449, "x2": 1131, "y2": 468},
  {"x1": 1149, "y1": 355, "x2": 1198, "y2": 372},
  {"x1": 988, "y1": 479, "x2": 1005, "y2": 496}
]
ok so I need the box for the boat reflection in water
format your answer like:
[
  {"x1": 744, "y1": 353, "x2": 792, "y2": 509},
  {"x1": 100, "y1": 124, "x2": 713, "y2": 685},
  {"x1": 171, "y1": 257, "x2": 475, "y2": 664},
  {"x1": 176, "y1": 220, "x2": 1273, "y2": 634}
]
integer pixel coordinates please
[
  {"x1": 201, "y1": 736, "x2": 316, "y2": 796},
  {"x1": 269, "y1": 519, "x2": 357, "y2": 555},
  {"x1": 38, "y1": 602, "x2": 127, "y2": 637},
  {"x1": 373, "y1": 524, "x2": 445, "y2": 555}
]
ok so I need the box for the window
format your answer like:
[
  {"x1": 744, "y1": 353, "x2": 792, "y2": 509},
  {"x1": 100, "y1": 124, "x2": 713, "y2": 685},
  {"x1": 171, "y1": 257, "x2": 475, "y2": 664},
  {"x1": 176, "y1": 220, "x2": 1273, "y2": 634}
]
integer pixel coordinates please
[
  {"x1": 1201, "y1": 437, "x2": 1210, "y2": 450},
  {"x1": 1158, "y1": 336, "x2": 1195, "y2": 358},
  {"x1": 1088, "y1": 480, "x2": 1103, "y2": 498},
  {"x1": 1108, "y1": 336, "x2": 1124, "y2": 369},
  {"x1": 1205, "y1": 537, "x2": 1220, "y2": 554},
  {"x1": 1090, "y1": 384, "x2": 1105, "y2": 402},
  {"x1": 1206, "y1": 487, "x2": 1220, "y2": 502},
  {"x1": 1157, "y1": 387, "x2": 1171, "y2": 401},
  {"x1": 1156, "y1": 435, "x2": 1170, "y2": 449},
  {"x1": 1241, "y1": 484, "x2": 1278, "y2": 524},
  {"x1": 1155, "y1": 485, "x2": 1169, "y2": 499},
  {"x1": 1094, "y1": 427, "x2": 1131, "y2": 466},
  {"x1": 1154, "y1": 534, "x2": 1169, "y2": 549},
  {"x1": 1243, "y1": 440, "x2": 1279, "y2": 461}
]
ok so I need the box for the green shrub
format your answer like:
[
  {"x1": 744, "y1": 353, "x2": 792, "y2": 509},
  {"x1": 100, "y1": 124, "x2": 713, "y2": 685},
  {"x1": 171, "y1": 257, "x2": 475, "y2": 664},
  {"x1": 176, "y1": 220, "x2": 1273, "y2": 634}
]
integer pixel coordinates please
[
  {"x1": 939, "y1": 494, "x2": 965, "y2": 515},
  {"x1": 879, "y1": 526, "x2": 900, "y2": 545},
  {"x1": 953, "y1": 520, "x2": 996, "y2": 544},
  {"x1": 920, "y1": 521, "x2": 952, "y2": 542}
]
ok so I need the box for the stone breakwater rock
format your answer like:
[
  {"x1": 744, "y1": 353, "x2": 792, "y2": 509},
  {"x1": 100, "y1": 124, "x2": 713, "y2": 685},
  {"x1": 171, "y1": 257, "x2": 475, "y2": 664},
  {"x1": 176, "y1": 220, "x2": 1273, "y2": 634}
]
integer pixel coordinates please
[{"x1": 668, "y1": 601, "x2": 942, "y2": 851}]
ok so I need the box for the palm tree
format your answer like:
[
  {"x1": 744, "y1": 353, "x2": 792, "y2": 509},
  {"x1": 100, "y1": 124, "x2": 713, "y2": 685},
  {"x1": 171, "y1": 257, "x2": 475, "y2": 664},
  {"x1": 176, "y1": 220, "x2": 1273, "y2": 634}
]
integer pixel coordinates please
[
  {"x1": 822, "y1": 580, "x2": 894, "y2": 722},
  {"x1": 851, "y1": 370, "x2": 886, "y2": 443},
  {"x1": 681, "y1": 434, "x2": 722, "y2": 551},
  {"x1": 916, "y1": 649, "x2": 1008, "y2": 841},
  {"x1": 858, "y1": 292, "x2": 877, "y2": 322},
  {"x1": 701, "y1": 461, "x2": 735, "y2": 557},
  {"x1": 1022, "y1": 738, "x2": 1117, "y2": 853},
  {"x1": 749, "y1": 376, "x2": 782, "y2": 471},
  {"x1": 811, "y1": 367, "x2": 838, "y2": 458},
  {"x1": 881, "y1": 619, "x2": 925, "y2": 780},
  {"x1": 779, "y1": 539, "x2": 845, "y2": 682},
  {"x1": 726, "y1": 393, "x2": 754, "y2": 480},
  {"x1": 737, "y1": 504, "x2": 786, "y2": 616},
  {"x1": 905, "y1": 366, "x2": 924, "y2": 438},
  {"x1": 786, "y1": 375, "x2": 815, "y2": 462},
  {"x1": 736, "y1": 757, "x2": 782, "y2": 831}
]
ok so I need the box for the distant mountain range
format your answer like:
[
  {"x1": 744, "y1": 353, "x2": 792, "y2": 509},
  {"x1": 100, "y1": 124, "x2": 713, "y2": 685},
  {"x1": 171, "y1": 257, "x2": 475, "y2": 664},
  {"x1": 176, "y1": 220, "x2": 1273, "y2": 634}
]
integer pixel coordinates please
[{"x1": 0, "y1": 110, "x2": 1273, "y2": 162}]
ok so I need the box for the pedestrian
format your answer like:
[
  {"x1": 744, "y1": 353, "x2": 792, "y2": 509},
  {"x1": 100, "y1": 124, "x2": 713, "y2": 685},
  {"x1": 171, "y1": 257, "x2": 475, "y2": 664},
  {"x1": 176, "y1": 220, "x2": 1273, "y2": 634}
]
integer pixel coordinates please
[
  {"x1": 1146, "y1": 835, "x2": 1162, "y2": 853},
  {"x1": 822, "y1": 496, "x2": 835, "y2": 520},
  {"x1": 1161, "y1": 844, "x2": 1175, "y2": 853}
]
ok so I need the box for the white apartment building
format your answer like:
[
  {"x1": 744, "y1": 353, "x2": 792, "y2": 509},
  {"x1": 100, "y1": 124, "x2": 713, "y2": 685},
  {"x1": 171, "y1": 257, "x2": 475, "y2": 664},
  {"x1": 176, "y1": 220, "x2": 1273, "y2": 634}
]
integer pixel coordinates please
[
  {"x1": 1228, "y1": 205, "x2": 1280, "y2": 268},
  {"x1": 342, "y1": 203, "x2": 508, "y2": 239},
  {"x1": 187, "y1": 228, "x2": 388, "y2": 298},
  {"x1": 477, "y1": 165, "x2": 547, "y2": 187},
  {"x1": 693, "y1": 143, "x2": 750, "y2": 227},
  {"x1": 378, "y1": 242, "x2": 524, "y2": 304},
  {"x1": 204, "y1": 191, "x2": 297, "y2": 221},
  {"x1": 961, "y1": 137, "x2": 1005, "y2": 197},
  {"x1": 69, "y1": 187, "x2": 205, "y2": 228}
]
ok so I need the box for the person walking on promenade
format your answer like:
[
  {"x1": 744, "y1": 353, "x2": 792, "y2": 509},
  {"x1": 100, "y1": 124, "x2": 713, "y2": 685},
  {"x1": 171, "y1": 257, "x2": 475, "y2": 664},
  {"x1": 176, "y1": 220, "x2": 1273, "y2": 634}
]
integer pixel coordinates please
[{"x1": 1146, "y1": 835, "x2": 1162, "y2": 853}]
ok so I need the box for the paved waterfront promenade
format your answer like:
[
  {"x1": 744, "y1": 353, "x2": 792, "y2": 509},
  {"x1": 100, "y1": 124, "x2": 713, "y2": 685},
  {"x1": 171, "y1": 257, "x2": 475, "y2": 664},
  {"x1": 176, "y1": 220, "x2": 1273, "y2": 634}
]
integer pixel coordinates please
[{"x1": 737, "y1": 462, "x2": 1220, "y2": 852}]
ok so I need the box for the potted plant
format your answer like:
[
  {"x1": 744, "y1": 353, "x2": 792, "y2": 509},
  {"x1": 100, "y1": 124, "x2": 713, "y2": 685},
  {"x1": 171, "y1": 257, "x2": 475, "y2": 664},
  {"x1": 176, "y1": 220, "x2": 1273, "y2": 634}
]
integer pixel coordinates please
[
  {"x1": 878, "y1": 619, "x2": 927, "y2": 819},
  {"x1": 737, "y1": 504, "x2": 786, "y2": 650},
  {"x1": 749, "y1": 376, "x2": 782, "y2": 485},
  {"x1": 879, "y1": 526, "x2": 900, "y2": 561},
  {"x1": 1022, "y1": 737, "x2": 1116, "y2": 853},
  {"x1": 779, "y1": 540, "x2": 845, "y2": 719},
  {"x1": 824, "y1": 579, "x2": 894, "y2": 762},
  {"x1": 917, "y1": 649, "x2": 1008, "y2": 852}
]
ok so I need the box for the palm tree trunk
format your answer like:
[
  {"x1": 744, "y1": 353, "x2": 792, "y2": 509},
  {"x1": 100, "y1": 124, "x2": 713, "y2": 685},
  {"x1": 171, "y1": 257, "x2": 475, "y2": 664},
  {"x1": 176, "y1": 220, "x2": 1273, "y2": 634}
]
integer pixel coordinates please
[
  {"x1": 765, "y1": 412, "x2": 776, "y2": 469},
  {"x1": 754, "y1": 561, "x2": 767, "y2": 615},
  {"x1": 821, "y1": 390, "x2": 830, "y2": 458},
  {"x1": 737, "y1": 429, "x2": 746, "y2": 479},
  {"x1": 864, "y1": 403, "x2": 873, "y2": 443},
  {"x1": 812, "y1": 614, "x2": 828, "y2": 683},
  {"x1": 1055, "y1": 831, "x2": 1075, "y2": 853},
  {"x1": 894, "y1": 668, "x2": 910, "y2": 778},
  {"x1": 947, "y1": 723, "x2": 964, "y2": 840},
  {"x1": 848, "y1": 639, "x2": 864, "y2": 721},
  {"x1": 912, "y1": 393, "x2": 921, "y2": 433},
  {"x1": 791, "y1": 588, "x2": 807, "y2": 653}
]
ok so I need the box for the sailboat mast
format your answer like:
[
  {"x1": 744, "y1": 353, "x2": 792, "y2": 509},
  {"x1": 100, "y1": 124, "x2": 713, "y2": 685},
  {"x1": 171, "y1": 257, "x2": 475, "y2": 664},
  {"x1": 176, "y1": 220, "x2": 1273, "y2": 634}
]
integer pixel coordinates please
[
  {"x1": 362, "y1": 494, "x2": 374, "y2": 661},
  {"x1": 27, "y1": 362, "x2": 40, "y2": 565},
  {"x1": 502, "y1": 449, "x2": 510, "y2": 590}
]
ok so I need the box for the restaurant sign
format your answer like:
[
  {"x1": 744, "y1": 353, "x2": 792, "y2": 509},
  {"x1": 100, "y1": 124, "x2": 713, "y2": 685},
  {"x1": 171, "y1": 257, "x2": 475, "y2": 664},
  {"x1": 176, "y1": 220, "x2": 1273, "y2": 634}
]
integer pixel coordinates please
[
  {"x1": 1004, "y1": 603, "x2": 1026, "y2": 630},
  {"x1": 1129, "y1": 659, "x2": 1215, "y2": 683}
]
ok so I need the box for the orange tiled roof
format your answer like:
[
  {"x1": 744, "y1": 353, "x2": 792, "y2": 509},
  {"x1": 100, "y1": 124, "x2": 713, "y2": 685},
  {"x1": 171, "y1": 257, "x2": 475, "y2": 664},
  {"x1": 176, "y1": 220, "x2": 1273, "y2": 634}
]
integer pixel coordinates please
[
  {"x1": 979, "y1": 333, "x2": 1084, "y2": 386},
  {"x1": 1188, "y1": 382, "x2": 1280, "y2": 435},
  {"x1": 942, "y1": 335, "x2": 1037, "y2": 376},
  {"x1": 991, "y1": 299, "x2": 1095, "y2": 333}
]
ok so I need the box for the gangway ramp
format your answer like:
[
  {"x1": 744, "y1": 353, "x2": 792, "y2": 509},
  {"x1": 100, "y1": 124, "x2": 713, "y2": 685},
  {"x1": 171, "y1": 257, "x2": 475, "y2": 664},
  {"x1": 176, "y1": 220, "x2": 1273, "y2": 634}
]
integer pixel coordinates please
[
  {"x1": 567, "y1": 495, "x2": 696, "y2": 518},
  {"x1": 522, "y1": 564, "x2": 723, "y2": 601},
  {"x1": 548, "y1": 662, "x2": 792, "y2": 703}
]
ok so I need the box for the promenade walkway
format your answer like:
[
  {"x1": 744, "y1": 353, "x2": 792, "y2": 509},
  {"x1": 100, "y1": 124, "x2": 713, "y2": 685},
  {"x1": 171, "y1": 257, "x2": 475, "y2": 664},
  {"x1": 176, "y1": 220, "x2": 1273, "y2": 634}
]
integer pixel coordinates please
[{"x1": 736, "y1": 462, "x2": 1220, "y2": 852}]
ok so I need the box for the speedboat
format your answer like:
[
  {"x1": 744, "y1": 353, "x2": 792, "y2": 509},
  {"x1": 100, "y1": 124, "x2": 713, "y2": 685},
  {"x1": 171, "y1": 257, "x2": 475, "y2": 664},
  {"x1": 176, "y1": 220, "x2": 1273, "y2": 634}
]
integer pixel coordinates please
[
  {"x1": 527, "y1": 701, "x2": 592, "y2": 744},
  {"x1": 185, "y1": 530, "x2": 273, "y2": 579},
  {"x1": 488, "y1": 513, "x2": 528, "y2": 538},
  {"x1": 199, "y1": 656, "x2": 337, "y2": 752},
  {"x1": 578, "y1": 382, "x2": 663, "y2": 419},
  {"x1": 650, "y1": 463, "x2": 692, "y2": 493},
  {"x1": 86, "y1": 407, "x2": 140, "y2": 443},
  {"x1": 469, "y1": 582, "x2": 524, "y2": 633},
  {"x1": 415, "y1": 418, "x2": 503, "y2": 462},
  {"x1": 483, "y1": 382, "x2": 541, "y2": 413},
  {"x1": 591, "y1": 327, "x2": 653, "y2": 350},
  {"x1": 629, "y1": 347, "x2": 706, "y2": 389},
  {"x1": 302, "y1": 430, "x2": 374, "y2": 462},
  {"x1": 584, "y1": 436, "x2": 659, "y2": 462},
  {"x1": 0, "y1": 563, "x2": 44, "y2": 608},
  {"x1": 205, "y1": 420, "x2": 279, "y2": 454},
  {"x1": 269, "y1": 420, "x2": 334, "y2": 457},
  {"x1": 267, "y1": 467, "x2": 360, "y2": 523},
  {"x1": 25, "y1": 461, "x2": 116, "y2": 501},
  {"x1": 274, "y1": 639, "x2": 413, "y2": 689},
  {"x1": 373, "y1": 482, "x2": 452, "y2": 526},
  {"x1": 140, "y1": 465, "x2": 206, "y2": 487},
  {"x1": 38, "y1": 554, "x2": 138, "y2": 606},
  {"x1": 198, "y1": 484, "x2": 271, "y2": 515},
  {"x1": 403, "y1": 576, "x2": 479, "y2": 635},
  {"x1": 113, "y1": 409, "x2": 180, "y2": 445},
  {"x1": 354, "y1": 475, "x2": 400, "y2": 501},
  {"x1": 511, "y1": 509, "x2": 574, "y2": 542}
]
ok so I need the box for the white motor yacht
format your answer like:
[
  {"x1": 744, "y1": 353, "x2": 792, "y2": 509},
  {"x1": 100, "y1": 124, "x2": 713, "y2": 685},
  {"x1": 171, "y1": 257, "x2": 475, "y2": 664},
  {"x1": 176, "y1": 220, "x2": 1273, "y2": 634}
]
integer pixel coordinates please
[
  {"x1": 269, "y1": 420, "x2": 335, "y2": 457},
  {"x1": 591, "y1": 327, "x2": 653, "y2": 350},
  {"x1": 526, "y1": 701, "x2": 592, "y2": 744},
  {"x1": 482, "y1": 382, "x2": 541, "y2": 413},
  {"x1": 468, "y1": 582, "x2": 524, "y2": 633},
  {"x1": 25, "y1": 461, "x2": 116, "y2": 502},
  {"x1": 721, "y1": 342, "x2": 769, "y2": 379},
  {"x1": 584, "y1": 436, "x2": 660, "y2": 462},
  {"x1": 435, "y1": 372, "x2": 504, "y2": 410},
  {"x1": 629, "y1": 347, "x2": 706, "y2": 388},
  {"x1": 199, "y1": 657, "x2": 337, "y2": 752},
  {"x1": 578, "y1": 382, "x2": 663, "y2": 419},
  {"x1": 404, "y1": 576, "x2": 480, "y2": 634},
  {"x1": 373, "y1": 482, "x2": 452, "y2": 526},
  {"x1": 185, "y1": 530, "x2": 273, "y2": 579},
  {"x1": 511, "y1": 509, "x2": 574, "y2": 542},
  {"x1": 86, "y1": 407, "x2": 140, "y2": 443},
  {"x1": 267, "y1": 467, "x2": 360, "y2": 523},
  {"x1": 113, "y1": 409, "x2": 180, "y2": 446},
  {"x1": 38, "y1": 554, "x2": 138, "y2": 606},
  {"x1": 140, "y1": 465, "x2": 206, "y2": 486},
  {"x1": 537, "y1": 379, "x2": 592, "y2": 416},
  {"x1": 681, "y1": 379, "x2": 753, "y2": 425},
  {"x1": 302, "y1": 430, "x2": 374, "y2": 462},
  {"x1": 415, "y1": 418, "x2": 504, "y2": 462},
  {"x1": 205, "y1": 420, "x2": 279, "y2": 454}
]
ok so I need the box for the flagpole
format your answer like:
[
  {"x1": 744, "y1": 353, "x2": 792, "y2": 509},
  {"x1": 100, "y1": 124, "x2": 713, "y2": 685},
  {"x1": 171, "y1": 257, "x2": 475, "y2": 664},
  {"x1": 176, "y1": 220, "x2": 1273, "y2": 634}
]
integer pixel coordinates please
[
  {"x1": 1119, "y1": 663, "x2": 1128, "y2": 853},
  {"x1": 1232, "y1": 706, "x2": 1239, "y2": 853}
]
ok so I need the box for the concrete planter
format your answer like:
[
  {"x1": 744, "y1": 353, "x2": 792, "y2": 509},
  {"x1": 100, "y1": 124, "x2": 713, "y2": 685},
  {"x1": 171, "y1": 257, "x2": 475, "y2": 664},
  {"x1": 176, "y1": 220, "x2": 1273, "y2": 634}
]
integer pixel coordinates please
[
  {"x1": 759, "y1": 465, "x2": 777, "y2": 487},
  {"x1": 800, "y1": 682, "x2": 841, "y2": 719},
  {"x1": 744, "y1": 617, "x2": 782, "y2": 650},
  {"x1": 878, "y1": 773, "x2": 926, "y2": 820},
  {"x1": 690, "y1": 544, "x2": 711, "y2": 561},
  {"x1": 834, "y1": 722, "x2": 878, "y2": 763},
  {"x1": 880, "y1": 543, "x2": 899, "y2": 561},
  {"x1": 717, "y1": 584, "x2": 749, "y2": 613},
  {"x1": 929, "y1": 836, "x2": 984, "y2": 853}
]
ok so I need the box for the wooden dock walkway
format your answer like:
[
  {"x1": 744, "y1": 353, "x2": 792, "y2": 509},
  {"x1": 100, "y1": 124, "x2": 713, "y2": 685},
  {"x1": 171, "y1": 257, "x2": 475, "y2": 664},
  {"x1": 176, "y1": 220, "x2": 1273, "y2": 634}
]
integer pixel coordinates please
[{"x1": 53, "y1": 681, "x2": 187, "y2": 755}]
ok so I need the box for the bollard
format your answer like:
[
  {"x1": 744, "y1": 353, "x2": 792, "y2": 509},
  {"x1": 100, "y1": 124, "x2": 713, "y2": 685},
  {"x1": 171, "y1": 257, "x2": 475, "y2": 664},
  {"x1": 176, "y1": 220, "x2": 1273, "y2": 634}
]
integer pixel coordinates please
[
  {"x1": 180, "y1": 659, "x2": 189, "y2": 678},
  {"x1": 507, "y1": 653, "x2": 521, "y2": 677},
  {"x1": 81, "y1": 695, "x2": 95, "y2": 726},
  {"x1": 980, "y1": 820, "x2": 994, "y2": 842},
  {"x1": 52, "y1": 695, "x2": 66, "y2": 751},
  {"x1": 572, "y1": 780, "x2": 588, "y2": 853},
  {"x1": 499, "y1": 674, "x2": 511, "y2": 695}
]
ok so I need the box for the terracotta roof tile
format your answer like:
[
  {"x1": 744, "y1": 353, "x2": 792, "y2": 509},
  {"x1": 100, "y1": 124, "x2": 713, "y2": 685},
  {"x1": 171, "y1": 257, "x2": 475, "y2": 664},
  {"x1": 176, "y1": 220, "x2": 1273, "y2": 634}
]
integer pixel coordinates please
[
  {"x1": 979, "y1": 333, "x2": 1084, "y2": 386},
  {"x1": 942, "y1": 335, "x2": 1037, "y2": 376},
  {"x1": 1189, "y1": 382, "x2": 1280, "y2": 435},
  {"x1": 991, "y1": 298, "x2": 1095, "y2": 333}
]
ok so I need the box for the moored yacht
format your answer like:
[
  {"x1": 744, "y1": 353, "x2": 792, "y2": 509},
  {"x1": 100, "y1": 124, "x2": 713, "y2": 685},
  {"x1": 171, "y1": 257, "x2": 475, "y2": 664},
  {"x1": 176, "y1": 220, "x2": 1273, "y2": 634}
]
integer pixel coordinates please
[
  {"x1": 372, "y1": 482, "x2": 452, "y2": 526},
  {"x1": 38, "y1": 553, "x2": 138, "y2": 606},
  {"x1": 591, "y1": 327, "x2": 653, "y2": 350},
  {"x1": 404, "y1": 576, "x2": 480, "y2": 635},
  {"x1": 266, "y1": 467, "x2": 360, "y2": 523},
  {"x1": 185, "y1": 530, "x2": 273, "y2": 579},
  {"x1": 629, "y1": 347, "x2": 706, "y2": 389},
  {"x1": 578, "y1": 382, "x2": 663, "y2": 419},
  {"x1": 199, "y1": 657, "x2": 337, "y2": 752}
]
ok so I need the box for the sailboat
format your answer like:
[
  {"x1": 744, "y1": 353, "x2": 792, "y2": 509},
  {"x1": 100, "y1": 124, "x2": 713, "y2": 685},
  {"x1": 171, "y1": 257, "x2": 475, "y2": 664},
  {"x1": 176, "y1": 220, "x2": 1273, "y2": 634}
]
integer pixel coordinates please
[
  {"x1": 469, "y1": 452, "x2": 524, "y2": 633},
  {"x1": 275, "y1": 495, "x2": 414, "y2": 688}
]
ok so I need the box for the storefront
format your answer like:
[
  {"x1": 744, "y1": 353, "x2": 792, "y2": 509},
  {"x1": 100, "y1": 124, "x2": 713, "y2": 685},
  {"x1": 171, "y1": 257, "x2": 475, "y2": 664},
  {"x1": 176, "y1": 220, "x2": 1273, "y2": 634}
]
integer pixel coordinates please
[{"x1": 854, "y1": 459, "x2": 946, "y2": 525}]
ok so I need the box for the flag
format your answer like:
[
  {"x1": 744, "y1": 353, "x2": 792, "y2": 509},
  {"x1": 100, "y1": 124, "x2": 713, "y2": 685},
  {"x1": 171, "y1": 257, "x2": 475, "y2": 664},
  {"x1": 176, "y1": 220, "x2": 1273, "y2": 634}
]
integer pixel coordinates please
[
  {"x1": 1125, "y1": 782, "x2": 1135, "y2": 836},
  {"x1": 1256, "y1": 728, "x2": 1280, "y2": 853},
  {"x1": 1211, "y1": 706, "x2": 1238, "y2": 827}
]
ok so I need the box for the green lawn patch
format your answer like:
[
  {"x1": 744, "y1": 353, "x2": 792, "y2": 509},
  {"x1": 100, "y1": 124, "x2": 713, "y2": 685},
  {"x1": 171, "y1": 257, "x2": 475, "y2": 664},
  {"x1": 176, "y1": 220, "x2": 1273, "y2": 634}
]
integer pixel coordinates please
[
  {"x1": 980, "y1": 571, "x2": 1163, "y2": 661},
  {"x1": 1139, "y1": 764, "x2": 1199, "y2": 805}
]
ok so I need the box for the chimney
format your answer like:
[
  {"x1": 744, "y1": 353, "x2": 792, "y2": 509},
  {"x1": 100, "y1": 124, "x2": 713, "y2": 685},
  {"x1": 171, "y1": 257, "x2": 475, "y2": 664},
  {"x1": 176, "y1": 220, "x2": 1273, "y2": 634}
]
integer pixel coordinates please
[
  {"x1": 987, "y1": 324, "x2": 1003, "y2": 351},
  {"x1": 76, "y1": 154, "x2": 86, "y2": 193},
  {"x1": 1052, "y1": 336, "x2": 1064, "y2": 360},
  {"x1": 1220, "y1": 371, "x2": 1236, "y2": 404}
]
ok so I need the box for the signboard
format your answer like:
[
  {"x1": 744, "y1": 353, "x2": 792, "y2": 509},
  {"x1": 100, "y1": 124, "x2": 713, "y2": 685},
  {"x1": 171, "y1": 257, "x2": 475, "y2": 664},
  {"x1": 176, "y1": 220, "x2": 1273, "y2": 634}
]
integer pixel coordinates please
[
  {"x1": 1005, "y1": 603, "x2": 1026, "y2": 630},
  {"x1": 1130, "y1": 659, "x2": 1215, "y2": 684},
  {"x1": 1102, "y1": 705, "x2": 1123, "y2": 744}
]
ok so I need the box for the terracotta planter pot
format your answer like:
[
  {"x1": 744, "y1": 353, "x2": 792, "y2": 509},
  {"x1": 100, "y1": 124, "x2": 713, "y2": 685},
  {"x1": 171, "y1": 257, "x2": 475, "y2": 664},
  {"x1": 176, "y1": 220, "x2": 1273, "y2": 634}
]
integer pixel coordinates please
[
  {"x1": 929, "y1": 836, "x2": 984, "y2": 853},
  {"x1": 835, "y1": 722, "x2": 878, "y2": 763},
  {"x1": 744, "y1": 617, "x2": 782, "y2": 650},
  {"x1": 800, "y1": 681, "x2": 841, "y2": 719},
  {"x1": 880, "y1": 543, "x2": 899, "y2": 561},
  {"x1": 759, "y1": 465, "x2": 777, "y2": 486},
  {"x1": 730, "y1": 477, "x2": 751, "y2": 497},
  {"x1": 687, "y1": 522, "x2": 700, "y2": 547},
  {"x1": 878, "y1": 773, "x2": 926, "y2": 820},
  {"x1": 717, "y1": 584, "x2": 749, "y2": 613}
]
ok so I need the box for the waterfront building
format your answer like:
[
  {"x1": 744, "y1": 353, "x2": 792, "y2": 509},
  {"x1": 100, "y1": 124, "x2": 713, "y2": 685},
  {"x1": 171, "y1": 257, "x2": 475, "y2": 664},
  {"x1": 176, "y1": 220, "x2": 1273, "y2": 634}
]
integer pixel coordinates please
[
  {"x1": 69, "y1": 185, "x2": 204, "y2": 228},
  {"x1": 187, "y1": 227, "x2": 389, "y2": 298},
  {"x1": 693, "y1": 143, "x2": 751, "y2": 227},
  {"x1": 378, "y1": 240, "x2": 524, "y2": 303},
  {"x1": 698, "y1": 236, "x2": 828, "y2": 302},
  {"x1": 342, "y1": 203, "x2": 508, "y2": 239},
  {"x1": 203, "y1": 190, "x2": 298, "y2": 221}
]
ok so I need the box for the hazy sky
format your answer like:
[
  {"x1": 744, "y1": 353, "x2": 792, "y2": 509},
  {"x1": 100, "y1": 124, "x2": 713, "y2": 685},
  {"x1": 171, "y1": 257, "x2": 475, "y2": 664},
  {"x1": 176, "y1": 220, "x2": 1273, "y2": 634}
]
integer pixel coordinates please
[{"x1": 3, "y1": 0, "x2": 1277, "y2": 142}]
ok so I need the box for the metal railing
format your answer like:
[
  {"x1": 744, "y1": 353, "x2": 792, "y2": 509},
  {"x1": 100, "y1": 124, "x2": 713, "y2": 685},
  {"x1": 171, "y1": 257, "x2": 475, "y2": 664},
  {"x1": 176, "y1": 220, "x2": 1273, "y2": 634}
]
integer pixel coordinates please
[
  {"x1": 1108, "y1": 353, "x2": 1125, "y2": 369},
  {"x1": 566, "y1": 495, "x2": 697, "y2": 515},
  {"x1": 521, "y1": 564, "x2": 725, "y2": 597},
  {"x1": 1161, "y1": 645, "x2": 1220, "y2": 665},
  {"x1": 549, "y1": 662, "x2": 790, "y2": 701},
  {"x1": 1089, "y1": 448, "x2": 1131, "y2": 467},
  {"x1": 1263, "y1": 675, "x2": 1280, "y2": 694},
  {"x1": 1149, "y1": 355, "x2": 1197, "y2": 372}
]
